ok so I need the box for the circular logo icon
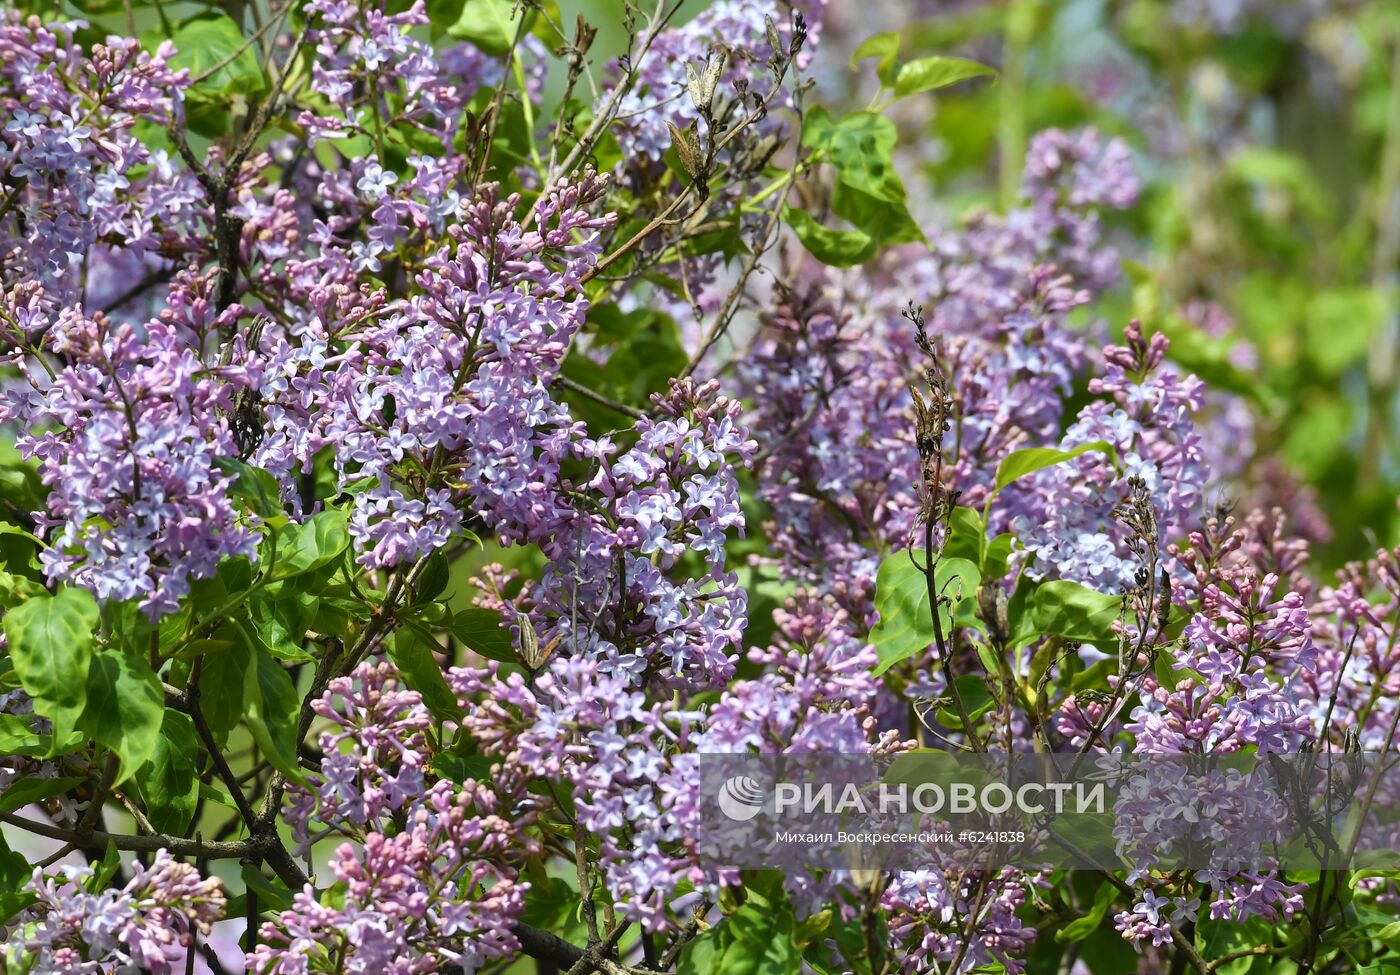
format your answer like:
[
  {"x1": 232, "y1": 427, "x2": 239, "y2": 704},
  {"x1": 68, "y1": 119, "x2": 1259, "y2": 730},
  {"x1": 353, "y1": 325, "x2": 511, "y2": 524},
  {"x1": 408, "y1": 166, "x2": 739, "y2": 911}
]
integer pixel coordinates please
[{"x1": 717, "y1": 774, "x2": 767, "y2": 822}]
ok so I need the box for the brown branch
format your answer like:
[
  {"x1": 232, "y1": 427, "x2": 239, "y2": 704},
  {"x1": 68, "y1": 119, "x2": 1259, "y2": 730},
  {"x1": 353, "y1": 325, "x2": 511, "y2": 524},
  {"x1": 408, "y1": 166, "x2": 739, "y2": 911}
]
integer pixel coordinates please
[
  {"x1": 554, "y1": 374, "x2": 645, "y2": 420},
  {"x1": 0, "y1": 811, "x2": 272, "y2": 859}
]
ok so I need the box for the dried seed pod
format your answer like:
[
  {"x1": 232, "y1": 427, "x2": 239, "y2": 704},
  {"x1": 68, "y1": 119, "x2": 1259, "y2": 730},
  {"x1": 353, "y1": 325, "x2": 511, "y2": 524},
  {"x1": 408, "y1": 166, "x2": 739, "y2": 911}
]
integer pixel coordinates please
[
  {"x1": 686, "y1": 50, "x2": 727, "y2": 115},
  {"x1": 667, "y1": 121, "x2": 704, "y2": 179}
]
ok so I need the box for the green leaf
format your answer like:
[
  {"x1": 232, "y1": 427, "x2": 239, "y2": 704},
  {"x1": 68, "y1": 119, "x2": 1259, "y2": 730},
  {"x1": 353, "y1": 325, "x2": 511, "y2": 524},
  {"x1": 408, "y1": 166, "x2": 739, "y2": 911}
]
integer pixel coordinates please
[
  {"x1": 4, "y1": 587, "x2": 97, "y2": 739},
  {"x1": 388, "y1": 625, "x2": 461, "y2": 723},
  {"x1": 892, "y1": 56, "x2": 996, "y2": 99},
  {"x1": 850, "y1": 31, "x2": 900, "y2": 79},
  {"x1": 0, "y1": 775, "x2": 86, "y2": 814},
  {"x1": 934, "y1": 674, "x2": 995, "y2": 729},
  {"x1": 793, "y1": 909, "x2": 833, "y2": 949},
  {"x1": 244, "y1": 649, "x2": 305, "y2": 783},
  {"x1": 993, "y1": 441, "x2": 1117, "y2": 492},
  {"x1": 432, "y1": 751, "x2": 496, "y2": 783},
  {"x1": 944, "y1": 507, "x2": 987, "y2": 564},
  {"x1": 163, "y1": 15, "x2": 268, "y2": 96},
  {"x1": 791, "y1": 108, "x2": 923, "y2": 264},
  {"x1": 247, "y1": 596, "x2": 316, "y2": 663},
  {"x1": 199, "y1": 781, "x2": 241, "y2": 810},
  {"x1": 276, "y1": 509, "x2": 350, "y2": 577},
  {"x1": 0, "y1": 713, "x2": 48, "y2": 756},
  {"x1": 1194, "y1": 917, "x2": 1275, "y2": 975},
  {"x1": 138, "y1": 708, "x2": 200, "y2": 835},
  {"x1": 785, "y1": 208, "x2": 876, "y2": 267},
  {"x1": 447, "y1": 0, "x2": 525, "y2": 55},
  {"x1": 198, "y1": 632, "x2": 253, "y2": 735},
  {"x1": 519, "y1": 875, "x2": 588, "y2": 947},
  {"x1": 870, "y1": 554, "x2": 980, "y2": 676},
  {"x1": 804, "y1": 110, "x2": 906, "y2": 204},
  {"x1": 713, "y1": 902, "x2": 801, "y2": 975},
  {"x1": 78, "y1": 650, "x2": 164, "y2": 784},
  {"x1": 1306, "y1": 287, "x2": 1383, "y2": 376},
  {"x1": 1030, "y1": 581, "x2": 1122, "y2": 646},
  {"x1": 1055, "y1": 881, "x2": 1116, "y2": 943},
  {"x1": 983, "y1": 534, "x2": 1014, "y2": 579},
  {"x1": 241, "y1": 864, "x2": 293, "y2": 912},
  {"x1": 216, "y1": 458, "x2": 284, "y2": 519},
  {"x1": 87, "y1": 840, "x2": 121, "y2": 892},
  {"x1": 0, "y1": 524, "x2": 41, "y2": 548},
  {"x1": 0, "y1": 832, "x2": 34, "y2": 920},
  {"x1": 451, "y1": 607, "x2": 516, "y2": 662},
  {"x1": 415, "y1": 549, "x2": 451, "y2": 605}
]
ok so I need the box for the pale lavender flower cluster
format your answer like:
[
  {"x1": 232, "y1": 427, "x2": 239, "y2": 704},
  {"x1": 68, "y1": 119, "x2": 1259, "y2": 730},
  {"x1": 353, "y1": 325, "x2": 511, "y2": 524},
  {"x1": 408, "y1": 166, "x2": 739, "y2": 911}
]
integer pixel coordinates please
[
  {"x1": 607, "y1": 0, "x2": 825, "y2": 163},
  {"x1": 454, "y1": 657, "x2": 707, "y2": 931},
  {"x1": 1019, "y1": 127, "x2": 1138, "y2": 291},
  {"x1": 8, "y1": 851, "x2": 226, "y2": 974},
  {"x1": 1072, "y1": 513, "x2": 1320, "y2": 947},
  {"x1": 249, "y1": 173, "x2": 615, "y2": 568},
  {"x1": 265, "y1": 662, "x2": 534, "y2": 974},
  {"x1": 0, "y1": 17, "x2": 197, "y2": 307},
  {"x1": 285, "y1": 663, "x2": 432, "y2": 849},
  {"x1": 2, "y1": 279, "x2": 258, "y2": 617},
  {"x1": 1114, "y1": 890, "x2": 1200, "y2": 948},
  {"x1": 735, "y1": 129, "x2": 1140, "y2": 968},
  {"x1": 1299, "y1": 547, "x2": 1400, "y2": 748},
  {"x1": 881, "y1": 869, "x2": 1035, "y2": 974},
  {"x1": 1014, "y1": 321, "x2": 1209, "y2": 588},
  {"x1": 293, "y1": 0, "x2": 534, "y2": 272},
  {"x1": 252, "y1": 784, "x2": 530, "y2": 975},
  {"x1": 701, "y1": 593, "x2": 884, "y2": 753},
  {"x1": 741, "y1": 128, "x2": 1139, "y2": 621},
  {"x1": 526, "y1": 378, "x2": 756, "y2": 690}
]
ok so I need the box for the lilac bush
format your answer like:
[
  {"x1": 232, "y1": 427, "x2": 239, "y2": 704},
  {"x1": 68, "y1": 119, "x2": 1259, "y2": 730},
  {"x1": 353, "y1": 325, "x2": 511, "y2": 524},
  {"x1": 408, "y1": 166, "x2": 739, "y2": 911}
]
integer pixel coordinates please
[{"x1": 0, "y1": 0, "x2": 1397, "y2": 973}]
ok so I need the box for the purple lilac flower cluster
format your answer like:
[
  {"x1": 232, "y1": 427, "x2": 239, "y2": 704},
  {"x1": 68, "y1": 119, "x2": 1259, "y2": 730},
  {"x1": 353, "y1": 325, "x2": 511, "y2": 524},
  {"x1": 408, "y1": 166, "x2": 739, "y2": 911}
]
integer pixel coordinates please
[
  {"x1": 526, "y1": 378, "x2": 756, "y2": 690},
  {"x1": 453, "y1": 656, "x2": 707, "y2": 931},
  {"x1": 735, "y1": 127, "x2": 1139, "y2": 966},
  {"x1": 1063, "y1": 512, "x2": 1320, "y2": 946},
  {"x1": 0, "y1": 16, "x2": 197, "y2": 307},
  {"x1": 2, "y1": 281, "x2": 258, "y2": 616},
  {"x1": 606, "y1": 0, "x2": 825, "y2": 164},
  {"x1": 8, "y1": 851, "x2": 226, "y2": 974},
  {"x1": 1012, "y1": 320, "x2": 1209, "y2": 587},
  {"x1": 249, "y1": 172, "x2": 616, "y2": 567},
  {"x1": 741, "y1": 127, "x2": 1141, "y2": 626},
  {"x1": 264, "y1": 663, "x2": 534, "y2": 974}
]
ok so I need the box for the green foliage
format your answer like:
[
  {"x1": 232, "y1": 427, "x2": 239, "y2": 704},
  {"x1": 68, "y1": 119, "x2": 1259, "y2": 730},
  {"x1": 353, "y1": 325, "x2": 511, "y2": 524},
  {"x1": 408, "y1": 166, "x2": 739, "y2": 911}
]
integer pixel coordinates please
[
  {"x1": 789, "y1": 107, "x2": 924, "y2": 266},
  {"x1": 992, "y1": 441, "x2": 1117, "y2": 494},
  {"x1": 243, "y1": 646, "x2": 304, "y2": 782},
  {"x1": 139, "y1": 709, "x2": 201, "y2": 834},
  {"x1": 892, "y1": 56, "x2": 998, "y2": 99},
  {"x1": 1055, "y1": 881, "x2": 1117, "y2": 943},
  {"x1": 1025, "y1": 580, "x2": 1122, "y2": 648},
  {"x1": 275, "y1": 509, "x2": 352, "y2": 578},
  {"x1": 870, "y1": 553, "x2": 980, "y2": 675},
  {"x1": 162, "y1": 14, "x2": 269, "y2": 97},
  {"x1": 389, "y1": 625, "x2": 462, "y2": 723},
  {"x1": 849, "y1": 32, "x2": 900, "y2": 81},
  {"x1": 445, "y1": 0, "x2": 528, "y2": 54},
  {"x1": 682, "y1": 883, "x2": 803, "y2": 975},
  {"x1": 79, "y1": 650, "x2": 164, "y2": 783},
  {"x1": 4, "y1": 586, "x2": 98, "y2": 741},
  {"x1": 450, "y1": 607, "x2": 516, "y2": 661}
]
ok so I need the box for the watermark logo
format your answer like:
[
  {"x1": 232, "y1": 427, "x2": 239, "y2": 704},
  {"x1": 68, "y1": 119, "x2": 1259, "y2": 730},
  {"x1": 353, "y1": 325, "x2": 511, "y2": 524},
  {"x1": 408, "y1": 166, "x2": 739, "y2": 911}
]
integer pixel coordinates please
[{"x1": 717, "y1": 774, "x2": 767, "y2": 821}]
